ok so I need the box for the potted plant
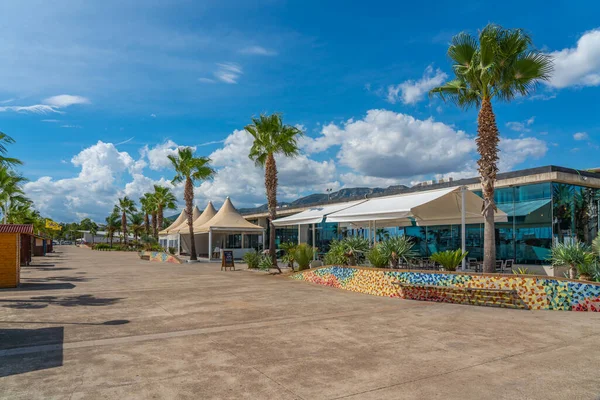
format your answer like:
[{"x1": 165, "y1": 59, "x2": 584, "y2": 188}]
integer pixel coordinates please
[
  {"x1": 430, "y1": 249, "x2": 468, "y2": 272},
  {"x1": 294, "y1": 244, "x2": 315, "y2": 271},
  {"x1": 549, "y1": 241, "x2": 595, "y2": 280},
  {"x1": 366, "y1": 246, "x2": 389, "y2": 268},
  {"x1": 378, "y1": 236, "x2": 416, "y2": 268}
]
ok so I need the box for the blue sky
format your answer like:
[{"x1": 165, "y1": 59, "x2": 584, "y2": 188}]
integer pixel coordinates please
[{"x1": 1, "y1": 0, "x2": 599, "y2": 222}]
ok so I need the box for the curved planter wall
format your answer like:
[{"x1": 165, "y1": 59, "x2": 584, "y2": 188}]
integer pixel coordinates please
[
  {"x1": 139, "y1": 251, "x2": 182, "y2": 264},
  {"x1": 291, "y1": 266, "x2": 600, "y2": 312}
]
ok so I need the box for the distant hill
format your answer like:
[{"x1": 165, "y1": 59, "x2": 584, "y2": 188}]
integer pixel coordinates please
[{"x1": 238, "y1": 185, "x2": 409, "y2": 214}]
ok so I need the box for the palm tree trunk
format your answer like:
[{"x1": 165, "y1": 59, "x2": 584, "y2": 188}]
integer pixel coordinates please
[
  {"x1": 477, "y1": 98, "x2": 499, "y2": 273},
  {"x1": 144, "y1": 213, "x2": 150, "y2": 236},
  {"x1": 185, "y1": 177, "x2": 197, "y2": 260},
  {"x1": 152, "y1": 212, "x2": 158, "y2": 239},
  {"x1": 157, "y1": 206, "x2": 164, "y2": 237},
  {"x1": 265, "y1": 153, "x2": 281, "y2": 273},
  {"x1": 569, "y1": 264, "x2": 576, "y2": 280},
  {"x1": 121, "y1": 212, "x2": 128, "y2": 245}
]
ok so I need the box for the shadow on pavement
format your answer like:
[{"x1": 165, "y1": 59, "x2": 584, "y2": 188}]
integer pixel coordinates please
[
  {"x1": 0, "y1": 327, "x2": 64, "y2": 377},
  {"x1": 21, "y1": 276, "x2": 93, "y2": 283},
  {"x1": 6, "y1": 283, "x2": 76, "y2": 292},
  {"x1": 0, "y1": 294, "x2": 123, "y2": 309}
]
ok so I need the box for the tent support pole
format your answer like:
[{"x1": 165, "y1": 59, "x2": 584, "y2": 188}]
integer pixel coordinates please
[
  {"x1": 177, "y1": 233, "x2": 181, "y2": 256},
  {"x1": 208, "y1": 229, "x2": 213, "y2": 261},
  {"x1": 373, "y1": 220, "x2": 377, "y2": 245},
  {"x1": 298, "y1": 225, "x2": 301, "y2": 245},
  {"x1": 461, "y1": 187, "x2": 466, "y2": 271},
  {"x1": 262, "y1": 230, "x2": 266, "y2": 251},
  {"x1": 312, "y1": 223, "x2": 316, "y2": 260}
]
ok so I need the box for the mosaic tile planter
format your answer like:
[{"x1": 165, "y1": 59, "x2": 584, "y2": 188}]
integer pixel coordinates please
[
  {"x1": 139, "y1": 251, "x2": 182, "y2": 264},
  {"x1": 291, "y1": 266, "x2": 600, "y2": 312}
]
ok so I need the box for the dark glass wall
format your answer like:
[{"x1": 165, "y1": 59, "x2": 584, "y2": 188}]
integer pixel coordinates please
[{"x1": 553, "y1": 183, "x2": 599, "y2": 245}]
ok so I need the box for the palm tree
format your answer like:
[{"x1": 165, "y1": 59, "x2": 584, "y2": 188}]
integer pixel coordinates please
[
  {"x1": 89, "y1": 224, "x2": 98, "y2": 245},
  {"x1": 245, "y1": 113, "x2": 303, "y2": 270},
  {"x1": 0, "y1": 166, "x2": 29, "y2": 223},
  {"x1": 430, "y1": 24, "x2": 552, "y2": 272},
  {"x1": 168, "y1": 147, "x2": 214, "y2": 260},
  {"x1": 139, "y1": 193, "x2": 154, "y2": 237},
  {"x1": 0, "y1": 132, "x2": 23, "y2": 168},
  {"x1": 105, "y1": 213, "x2": 120, "y2": 248},
  {"x1": 129, "y1": 213, "x2": 144, "y2": 242},
  {"x1": 152, "y1": 185, "x2": 177, "y2": 237},
  {"x1": 115, "y1": 196, "x2": 137, "y2": 245}
]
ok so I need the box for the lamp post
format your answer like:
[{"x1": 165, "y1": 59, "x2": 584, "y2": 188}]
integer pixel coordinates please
[{"x1": 326, "y1": 188, "x2": 333, "y2": 202}]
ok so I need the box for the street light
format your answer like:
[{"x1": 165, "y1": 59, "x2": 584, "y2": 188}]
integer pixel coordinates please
[{"x1": 326, "y1": 188, "x2": 333, "y2": 202}]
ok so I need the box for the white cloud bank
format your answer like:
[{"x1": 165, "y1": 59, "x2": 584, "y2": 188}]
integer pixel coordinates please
[
  {"x1": 24, "y1": 110, "x2": 546, "y2": 222},
  {"x1": 547, "y1": 28, "x2": 600, "y2": 88}
]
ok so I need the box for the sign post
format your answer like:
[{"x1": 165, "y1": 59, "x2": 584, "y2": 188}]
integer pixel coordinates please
[{"x1": 221, "y1": 250, "x2": 235, "y2": 271}]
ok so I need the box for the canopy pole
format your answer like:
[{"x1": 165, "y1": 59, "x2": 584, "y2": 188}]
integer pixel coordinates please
[
  {"x1": 177, "y1": 233, "x2": 181, "y2": 256},
  {"x1": 298, "y1": 225, "x2": 301, "y2": 245},
  {"x1": 373, "y1": 220, "x2": 377, "y2": 245},
  {"x1": 461, "y1": 187, "x2": 466, "y2": 271},
  {"x1": 208, "y1": 228, "x2": 213, "y2": 261},
  {"x1": 312, "y1": 223, "x2": 316, "y2": 260},
  {"x1": 262, "y1": 230, "x2": 266, "y2": 252}
]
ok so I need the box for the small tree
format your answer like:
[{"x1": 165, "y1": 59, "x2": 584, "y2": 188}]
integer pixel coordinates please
[
  {"x1": 550, "y1": 241, "x2": 595, "y2": 280},
  {"x1": 430, "y1": 249, "x2": 468, "y2": 271},
  {"x1": 115, "y1": 196, "x2": 137, "y2": 245}
]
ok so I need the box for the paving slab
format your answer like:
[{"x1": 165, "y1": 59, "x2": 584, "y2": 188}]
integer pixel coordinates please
[{"x1": 0, "y1": 246, "x2": 599, "y2": 399}]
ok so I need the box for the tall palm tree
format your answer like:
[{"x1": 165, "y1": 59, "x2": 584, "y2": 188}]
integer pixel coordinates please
[
  {"x1": 152, "y1": 185, "x2": 177, "y2": 237},
  {"x1": 139, "y1": 193, "x2": 154, "y2": 237},
  {"x1": 129, "y1": 213, "x2": 145, "y2": 242},
  {"x1": 245, "y1": 113, "x2": 303, "y2": 270},
  {"x1": 0, "y1": 132, "x2": 23, "y2": 168},
  {"x1": 430, "y1": 24, "x2": 552, "y2": 272},
  {"x1": 89, "y1": 224, "x2": 98, "y2": 245},
  {"x1": 0, "y1": 166, "x2": 29, "y2": 223},
  {"x1": 115, "y1": 196, "x2": 137, "y2": 245},
  {"x1": 105, "y1": 213, "x2": 120, "y2": 248},
  {"x1": 168, "y1": 147, "x2": 215, "y2": 260}
]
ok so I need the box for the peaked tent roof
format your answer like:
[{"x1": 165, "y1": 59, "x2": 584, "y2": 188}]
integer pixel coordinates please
[
  {"x1": 195, "y1": 197, "x2": 264, "y2": 233},
  {"x1": 326, "y1": 186, "x2": 508, "y2": 227},
  {"x1": 178, "y1": 202, "x2": 217, "y2": 234},
  {"x1": 158, "y1": 209, "x2": 187, "y2": 235},
  {"x1": 271, "y1": 200, "x2": 367, "y2": 226},
  {"x1": 170, "y1": 205, "x2": 203, "y2": 233}
]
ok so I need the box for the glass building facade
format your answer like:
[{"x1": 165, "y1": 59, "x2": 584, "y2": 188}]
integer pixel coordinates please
[{"x1": 271, "y1": 180, "x2": 600, "y2": 264}]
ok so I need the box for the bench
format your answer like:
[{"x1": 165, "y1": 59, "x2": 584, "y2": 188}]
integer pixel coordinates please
[
  {"x1": 140, "y1": 255, "x2": 150, "y2": 261},
  {"x1": 392, "y1": 282, "x2": 523, "y2": 309}
]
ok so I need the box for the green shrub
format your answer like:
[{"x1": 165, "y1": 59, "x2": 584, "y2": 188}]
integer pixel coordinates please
[
  {"x1": 324, "y1": 240, "x2": 347, "y2": 265},
  {"x1": 549, "y1": 241, "x2": 595, "y2": 279},
  {"x1": 378, "y1": 236, "x2": 416, "y2": 268},
  {"x1": 294, "y1": 244, "x2": 314, "y2": 271},
  {"x1": 243, "y1": 251, "x2": 261, "y2": 269},
  {"x1": 168, "y1": 247, "x2": 176, "y2": 255},
  {"x1": 366, "y1": 246, "x2": 389, "y2": 268},
  {"x1": 93, "y1": 243, "x2": 111, "y2": 251},
  {"x1": 430, "y1": 249, "x2": 468, "y2": 271},
  {"x1": 279, "y1": 241, "x2": 297, "y2": 270},
  {"x1": 258, "y1": 254, "x2": 273, "y2": 271},
  {"x1": 513, "y1": 267, "x2": 532, "y2": 275}
]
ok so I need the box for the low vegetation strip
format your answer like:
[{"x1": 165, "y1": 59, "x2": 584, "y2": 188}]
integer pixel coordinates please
[{"x1": 292, "y1": 266, "x2": 600, "y2": 311}]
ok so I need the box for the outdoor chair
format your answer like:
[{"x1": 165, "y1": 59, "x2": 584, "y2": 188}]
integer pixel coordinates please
[
  {"x1": 504, "y1": 259, "x2": 514, "y2": 273},
  {"x1": 212, "y1": 247, "x2": 220, "y2": 259},
  {"x1": 495, "y1": 260, "x2": 503, "y2": 272},
  {"x1": 468, "y1": 258, "x2": 481, "y2": 273}
]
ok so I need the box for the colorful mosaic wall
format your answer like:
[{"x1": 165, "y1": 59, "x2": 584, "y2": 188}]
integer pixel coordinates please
[
  {"x1": 140, "y1": 251, "x2": 182, "y2": 264},
  {"x1": 291, "y1": 266, "x2": 600, "y2": 312}
]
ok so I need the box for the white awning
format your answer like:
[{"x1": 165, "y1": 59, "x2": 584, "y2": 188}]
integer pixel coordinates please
[
  {"x1": 326, "y1": 187, "x2": 508, "y2": 227},
  {"x1": 271, "y1": 200, "x2": 368, "y2": 226}
]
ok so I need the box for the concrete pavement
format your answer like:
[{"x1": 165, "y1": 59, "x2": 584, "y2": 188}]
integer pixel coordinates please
[{"x1": 0, "y1": 246, "x2": 599, "y2": 399}]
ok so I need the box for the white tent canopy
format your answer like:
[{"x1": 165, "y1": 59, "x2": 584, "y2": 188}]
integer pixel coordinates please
[
  {"x1": 196, "y1": 197, "x2": 264, "y2": 233},
  {"x1": 326, "y1": 187, "x2": 508, "y2": 226},
  {"x1": 170, "y1": 205, "x2": 202, "y2": 234},
  {"x1": 158, "y1": 209, "x2": 187, "y2": 236},
  {"x1": 271, "y1": 200, "x2": 367, "y2": 227}
]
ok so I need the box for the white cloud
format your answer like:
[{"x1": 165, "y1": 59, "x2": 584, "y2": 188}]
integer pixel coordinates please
[
  {"x1": 303, "y1": 110, "x2": 475, "y2": 179},
  {"x1": 387, "y1": 65, "x2": 447, "y2": 105},
  {"x1": 547, "y1": 28, "x2": 600, "y2": 88},
  {"x1": 0, "y1": 94, "x2": 90, "y2": 114},
  {"x1": 142, "y1": 140, "x2": 197, "y2": 170},
  {"x1": 214, "y1": 63, "x2": 242, "y2": 84},
  {"x1": 573, "y1": 132, "x2": 589, "y2": 141},
  {"x1": 61, "y1": 124, "x2": 82, "y2": 129},
  {"x1": 239, "y1": 46, "x2": 277, "y2": 56},
  {"x1": 198, "y1": 77, "x2": 216, "y2": 84},
  {"x1": 150, "y1": 113, "x2": 157, "y2": 118},
  {"x1": 498, "y1": 137, "x2": 547, "y2": 171},
  {"x1": 24, "y1": 141, "x2": 138, "y2": 222},
  {"x1": 42, "y1": 119, "x2": 60, "y2": 123},
  {"x1": 43, "y1": 94, "x2": 90, "y2": 108},
  {"x1": 506, "y1": 116, "x2": 535, "y2": 132}
]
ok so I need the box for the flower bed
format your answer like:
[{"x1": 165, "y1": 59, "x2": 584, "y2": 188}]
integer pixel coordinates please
[{"x1": 291, "y1": 266, "x2": 600, "y2": 312}]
